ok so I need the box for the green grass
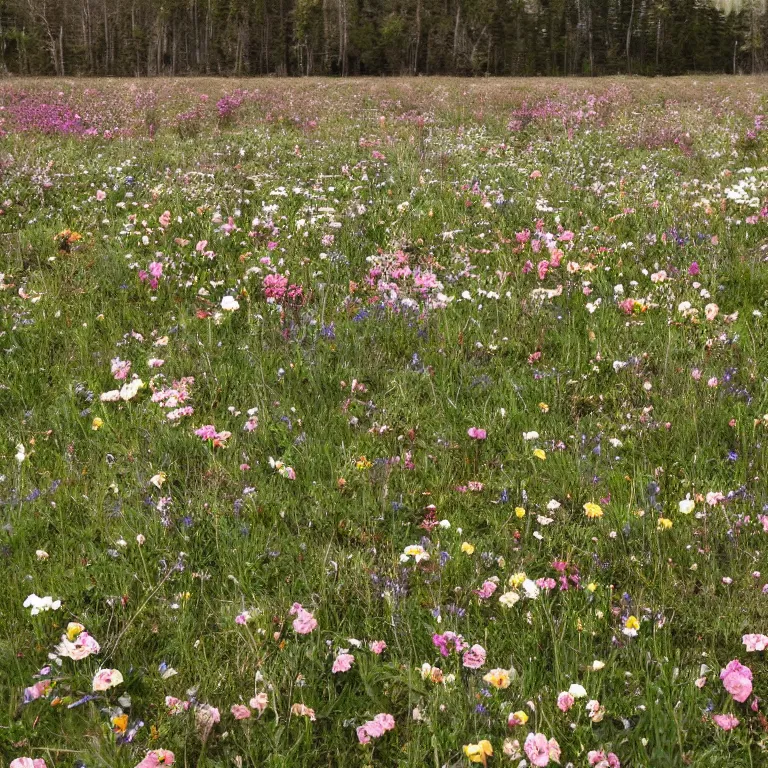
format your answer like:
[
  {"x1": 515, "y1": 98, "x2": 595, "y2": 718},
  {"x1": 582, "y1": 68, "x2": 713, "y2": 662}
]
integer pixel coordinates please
[{"x1": 2, "y1": 76, "x2": 768, "y2": 768}]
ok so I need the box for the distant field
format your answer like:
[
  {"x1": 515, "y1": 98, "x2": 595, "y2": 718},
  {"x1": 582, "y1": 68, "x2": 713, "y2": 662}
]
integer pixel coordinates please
[{"x1": 3, "y1": 76, "x2": 768, "y2": 768}]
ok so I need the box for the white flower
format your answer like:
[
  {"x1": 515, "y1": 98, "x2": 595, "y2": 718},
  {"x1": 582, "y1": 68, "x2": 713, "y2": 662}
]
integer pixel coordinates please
[
  {"x1": 221, "y1": 295, "x2": 240, "y2": 311},
  {"x1": 119, "y1": 378, "x2": 144, "y2": 401},
  {"x1": 23, "y1": 594, "x2": 61, "y2": 615},
  {"x1": 679, "y1": 497, "x2": 695, "y2": 515},
  {"x1": 591, "y1": 660, "x2": 606, "y2": 671},
  {"x1": 499, "y1": 591, "x2": 521, "y2": 608},
  {"x1": 568, "y1": 683, "x2": 588, "y2": 698},
  {"x1": 521, "y1": 579, "x2": 540, "y2": 599},
  {"x1": 546, "y1": 499, "x2": 561, "y2": 511},
  {"x1": 522, "y1": 431, "x2": 539, "y2": 441}
]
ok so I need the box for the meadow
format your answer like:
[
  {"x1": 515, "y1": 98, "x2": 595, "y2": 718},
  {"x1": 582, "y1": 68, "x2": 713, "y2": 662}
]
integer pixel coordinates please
[{"x1": 2, "y1": 75, "x2": 768, "y2": 768}]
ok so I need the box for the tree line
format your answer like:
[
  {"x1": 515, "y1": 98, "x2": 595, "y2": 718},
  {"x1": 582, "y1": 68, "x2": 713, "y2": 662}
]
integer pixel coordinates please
[{"x1": 0, "y1": 0, "x2": 766, "y2": 77}]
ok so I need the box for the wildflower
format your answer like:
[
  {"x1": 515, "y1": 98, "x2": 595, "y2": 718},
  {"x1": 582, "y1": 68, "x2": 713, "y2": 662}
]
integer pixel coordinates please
[
  {"x1": 556, "y1": 692, "x2": 574, "y2": 712},
  {"x1": 15, "y1": 443, "x2": 26, "y2": 463},
  {"x1": 623, "y1": 615, "x2": 640, "y2": 637},
  {"x1": 515, "y1": 506, "x2": 526, "y2": 518},
  {"x1": 713, "y1": 714, "x2": 740, "y2": 730},
  {"x1": 291, "y1": 703, "x2": 316, "y2": 720},
  {"x1": 584, "y1": 502, "x2": 603, "y2": 519},
  {"x1": 332, "y1": 652, "x2": 355, "y2": 673},
  {"x1": 588, "y1": 751, "x2": 621, "y2": 767},
  {"x1": 475, "y1": 580, "x2": 498, "y2": 599},
  {"x1": 586, "y1": 699, "x2": 605, "y2": 722},
  {"x1": 743, "y1": 633, "x2": 768, "y2": 652},
  {"x1": 357, "y1": 713, "x2": 395, "y2": 744},
  {"x1": 150, "y1": 472, "x2": 167, "y2": 489},
  {"x1": 221, "y1": 295, "x2": 240, "y2": 311},
  {"x1": 507, "y1": 710, "x2": 529, "y2": 726},
  {"x1": 467, "y1": 427, "x2": 487, "y2": 440},
  {"x1": 10, "y1": 760, "x2": 47, "y2": 768},
  {"x1": 23, "y1": 679, "x2": 53, "y2": 703},
  {"x1": 92, "y1": 668, "x2": 124, "y2": 691},
  {"x1": 23, "y1": 594, "x2": 61, "y2": 615},
  {"x1": 657, "y1": 517, "x2": 673, "y2": 531},
  {"x1": 290, "y1": 603, "x2": 318, "y2": 634},
  {"x1": 524, "y1": 732, "x2": 560, "y2": 766},
  {"x1": 401, "y1": 544, "x2": 429, "y2": 563},
  {"x1": 135, "y1": 751, "x2": 175, "y2": 768},
  {"x1": 720, "y1": 659, "x2": 753, "y2": 703},
  {"x1": 249, "y1": 692, "x2": 268, "y2": 714},
  {"x1": 463, "y1": 740, "x2": 493, "y2": 765},
  {"x1": 91, "y1": 417, "x2": 104, "y2": 430},
  {"x1": 461, "y1": 542, "x2": 476, "y2": 555},
  {"x1": 538, "y1": 402, "x2": 549, "y2": 412},
  {"x1": 533, "y1": 448, "x2": 546, "y2": 460},
  {"x1": 499, "y1": 591, "x2": 521, "y2": 608},
  {"x1": 679, "y1": 497, "x2": 695, "y2": 514},
  {"x1": 230, "y1": 704, "x2": 251, "y2": 720},
  {"x1": 509, "y1": 572, "x2": 527, "y2": 588},
  {"x1": 462, "y1": 644, "x2": 486, "y2": 669},
  {"x1": 370, "y1": 640, "x2": 387, "y2": 654},
  {"x1": 483, "y1": 668, "x2": 511, "y2": 688},
  {"x1": 568, "y1": 683, "x2": 587, "y2": 698}
]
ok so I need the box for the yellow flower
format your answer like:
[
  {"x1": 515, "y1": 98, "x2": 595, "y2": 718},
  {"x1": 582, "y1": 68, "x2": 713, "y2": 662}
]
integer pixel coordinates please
[
  {"x1": 464, "y1": 740, "x2": 493, "y2": 765},
  {"x1": 355, "y1": 455, "x2": 372, "y2": 470},
  {"x1": 66, "y1": 622, "x2": 85, "y2": 641},
  {"x1": 111, "y1": 713, "x2": 128, "y2": 734},
  {"x1": 583, "y1": 502, "x2": 603, "y2": 519},
  {"x1": 657, "y1": 517, "x2": 673, "y2": 531},
  {"x1": 508, "y1": 572, "x2": 526, "y2": 588},
  {"x1": 625, "y1": 615, "x2": 640, "y2": 631},
  {"x1": 514, "y1": 506, "x2": 526, "y2": 518},
  {"x1": 538, "y1": 402, "x2": 549, "y2": 413},
  {"x1": 150, "y1": 472, "x2": 167, "y2": 489},
  {"x1": 482, "y1": 668, "x2": 511, "y2": 689},
  {"x1": 461, "y1": 542, "x2": 475, "y2": 555},
  {"x1": 533, "y1": 448, "x2": 546, "y2": 460},
  {"x1": 586, "y1": 582, "x2": 597, "y2": 593},
  {"x1": 91, "y1": 417, "x2": 104, "y2": 431},
  {"x1": 508, "y1": 710, "x2": 529, "y2": 726}
]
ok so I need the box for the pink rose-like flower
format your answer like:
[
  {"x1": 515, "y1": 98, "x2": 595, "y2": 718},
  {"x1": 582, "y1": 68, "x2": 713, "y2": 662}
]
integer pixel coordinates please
[
  {"x1": 332, "y1": 653, "x2": 355, "y2": 673},
  {"x1": 159, "y1": 210, "x2": 171, "y2": 228},
  {"x1": 743, "y1": 633, "x2": 768, "y2": 652},
  {"x1": 356, "y1": 725, "x2": 372, "y2": 744},
  {"x1": 462, "y1": 644, "x2": 486, "y2": 669},
  {"x1": 231, "y1": 704, "x2": 251, "y2": 720},
  {"x1": 10, "y1": 760, "x2": 47, "y2": 768},
  {"x1": 249, "y1": 692, "x2": 268, "y2": 714},
  {"x1": 370, "y1": 640, "x2": 387, "y2": 654},
  {"x1": 474, "y1": 580, "x2": 498, "y2": 599},
  {"x1": 524, "y1": 732, "x2": 551, "y2": 766},
  {"x1": 720, "y1": 659, "x2": 753, "y2": 703},
  {"x1": 96, "y1": 190, "x2": 106, "y2": 201},
  {"x1": 290, "y1": 602, "x2": 318, "y2": 634},
  {"x1": 588, "y1": 751, "x2": 621, "y2": 768},
  {"x1": 467, "y1": 427, "x2": 487, "y2": 440},
  {"x1": 134, "y1": 750, "x2": 175, "y2": 768},
  {"x1": 713, "y1": 713, "x2": 740, "y2": 730},
  {"x1": 556, "y1": 691, "x2": 574, "y2": 712}
]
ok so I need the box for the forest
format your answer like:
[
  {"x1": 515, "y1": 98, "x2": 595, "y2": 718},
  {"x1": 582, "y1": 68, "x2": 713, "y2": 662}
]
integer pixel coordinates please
[{"x1": 0, "y1": 0, "x2": 766, "y2": 80}]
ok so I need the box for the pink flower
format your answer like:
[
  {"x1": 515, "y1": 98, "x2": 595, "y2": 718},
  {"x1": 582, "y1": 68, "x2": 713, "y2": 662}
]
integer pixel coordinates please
[
  {"x1": 720, "y1": 659, "x2": 753, "y2": 703},
  {"x1": 357, "y1": 713, "x2": 394, "y2": 743},
  {"x1": 370, "y1": 640, "x2": 387, "y2": 654},
  {"x1": 249, "y1": 692, "x2": 268, "y2": 715},
  {"x1": 474, "y1": 580, "x2": 498, "y2": 599},
  {"x1": 92, "y1": 668, "x2": 123, "y2": 691},
  {"x1": 165, "y1": 696, "x2": 190, "y2": 714},
  {"x1": 23, "y1": 679, "x2": 53, "y2": 703},
  {"x1": 743, "y1": 633, "x2": 768, "y2": 652},
  {"x1": 96, "y1": 190, "x2": 106, "y2": 201},
  {"x1": 588, "y1": 751, "x2": 620, "y2": 768},
  {"x1": 111, "y1": 357, "x2": 132, "y2": 380},
  {"x1": 537, "y1": 260, "x2": 549, "y2": 280},
  {"x1": 195, "y1": 704, "x2": 220, "y2": 741},
  {"x1": 524, "y1": 732, "x2": 551, "y2": 766},
  {"x1": 290, "y1": 602, "x2": 318, "y2": 634},
  {"x1": 159, "y1": 210, "x2": 171, "y2": 228},
  {"x1": 332, "y1": 653, "x2": 355, "y2": 673},
  {"x1": 556, "y1": 691, "x2": 574, "y2": 712},
  {"x1": 291, "y1": 703, "x2": 316, "y2": 720},
  {"x1": 467, "y1": 427, "x2": 487, "y2": 440},
  {"x1": 230, "y1": 704, "x2": 251, "y2": 720},
  {"x1": 134, "y1": 749, "x2": 175, "y2": 768},
  {"x1": 149, "y1": 261, "x2": 163, "y2": 278},
  {"x1": 10, "y1": 760, "x2": 47, "y2": 768},
  {"x1": 356, "y1": 725, "x2": 372, "y2": 744},
  {"x1": 462, "y1": 644, "x2": 486, "y2": 669},
  {"x1": 547, "y1": 738, "x2": 561, "y2": 764},
  {"x1": 374, "y1": 712, "x2": 395, "y2": 731},
  {"x1": 713, "y1": 713, "x2": 740, "y2": 730},
  {"x1": 235, "y1": 612, "x2": 249, "y2": 625}
]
